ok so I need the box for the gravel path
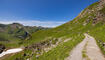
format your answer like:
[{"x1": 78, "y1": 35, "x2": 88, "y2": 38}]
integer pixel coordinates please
[
  {"x1": 86, "y1": 34, "x2": 105, "y2": 60},
  {"x1": 65, "y1": 34, "x2": 88, "y2": 60},
  {"x1": 65, "y1": 33, "x2": 105, "y2": 60}
]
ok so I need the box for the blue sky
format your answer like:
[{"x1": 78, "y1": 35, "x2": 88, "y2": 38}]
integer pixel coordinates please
[{"x1": 0, "y1": 0, "x2": 98, "y2": 27}]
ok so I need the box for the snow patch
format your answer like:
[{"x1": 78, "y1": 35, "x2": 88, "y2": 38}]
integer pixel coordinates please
[{"x1": 0, "y1": 48, "x2": 23, "y2": 57}]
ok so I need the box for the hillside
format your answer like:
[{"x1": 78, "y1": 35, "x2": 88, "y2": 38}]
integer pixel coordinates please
[
  {"x1": 0, "y1": 23, "x2": 48, "y2": 49},
  {"x1": 1, "y1": 0, "x2": 105, "y2": 60}
]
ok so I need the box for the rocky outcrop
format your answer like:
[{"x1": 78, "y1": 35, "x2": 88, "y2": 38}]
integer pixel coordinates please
[
  {"x1": 99, "y1": 0, "x2": 105, "y2": 5},
  {"x1": 0, "y1": 44, "x2": 5, "y2": 53},
  {"x1": 21, "y1": 37, "x2": 60, "y2": 59}
]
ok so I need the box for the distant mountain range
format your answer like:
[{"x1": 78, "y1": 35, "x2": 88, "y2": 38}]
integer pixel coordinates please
[
  {"x1": 0, "y1": 23, "x2": 49, "y2": 40},
  {"x1": 0, "y1": 23, "x2": 49, "y2": 51}
]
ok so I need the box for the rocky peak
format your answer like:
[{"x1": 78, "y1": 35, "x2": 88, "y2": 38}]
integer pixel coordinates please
[
  {"x1": 10, "y1": 23, "x2": 23, "y2": 29},
  {"x1": 99, "y1": 0, "x2": 105, "y2": 7}
]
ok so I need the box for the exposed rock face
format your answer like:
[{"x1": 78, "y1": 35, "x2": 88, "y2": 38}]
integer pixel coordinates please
[
  {"x1": 79, "y1": 0, "x2": 105, "y2": 25},
  {"x1": 98, "y1": 0, "x2": 105, "y2": 10},
  {"x1": 99, "y1": 0, "x2": 105, "y2": 4}
]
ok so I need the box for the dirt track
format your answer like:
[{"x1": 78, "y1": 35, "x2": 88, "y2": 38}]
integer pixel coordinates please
[{"x1": 65, "y1": 33, "x2": 105, "y2": 60}]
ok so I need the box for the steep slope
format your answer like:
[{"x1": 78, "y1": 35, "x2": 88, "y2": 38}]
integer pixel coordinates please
[{"x1": 1, "y1": 0, "x2": 105, "y2": 60}]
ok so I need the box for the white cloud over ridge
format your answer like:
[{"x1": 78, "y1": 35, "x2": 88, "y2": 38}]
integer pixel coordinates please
[{"x1": 0, "y1": 20, "x2": 66, "y2": 27}]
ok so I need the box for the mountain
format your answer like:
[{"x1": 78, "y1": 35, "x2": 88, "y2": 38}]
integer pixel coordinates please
[
  {"x1": 1, "y1": 0, "x2": 105, "y2": 60},
  {"x1": 0, "y1": 23, "x2": 49, "y2": 49}
]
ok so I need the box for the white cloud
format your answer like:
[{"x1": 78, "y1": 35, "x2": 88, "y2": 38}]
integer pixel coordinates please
[{"x1": 0, "y1": 20, "x2": 66, "y2": 27}]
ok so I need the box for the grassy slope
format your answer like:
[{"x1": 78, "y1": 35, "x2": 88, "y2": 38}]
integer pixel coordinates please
[
  {"x1": 0, "y1": 32, "x2": 21, "y2": 48},
  {"x1": 33, "y1": 34, "x2": 84, "y2": 60},
  {"x1": 3, "y1": 2, "x2": 105, "y2": 60},
  {"x1": 5, "y1": 11, "x2": 89, "y2": 60}
]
